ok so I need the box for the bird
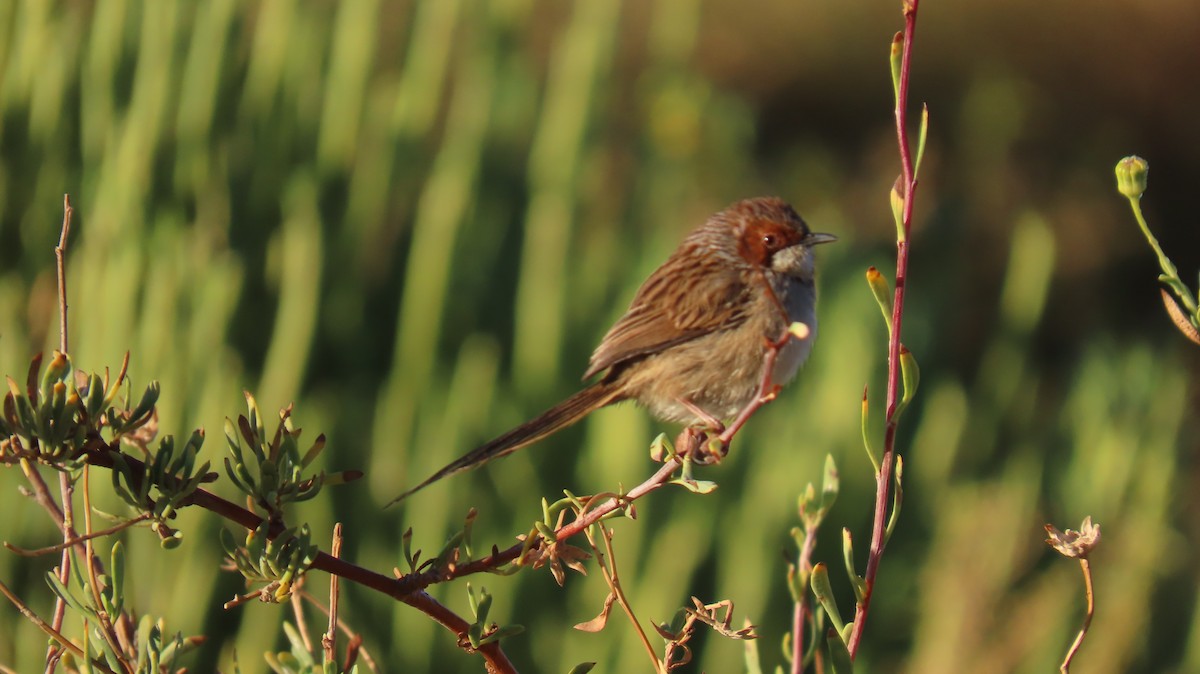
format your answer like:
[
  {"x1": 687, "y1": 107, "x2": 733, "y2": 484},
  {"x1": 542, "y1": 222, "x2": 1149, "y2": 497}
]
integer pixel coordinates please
[{"x1": 391, "y1": 197, "x2": 835, "y2": 503}]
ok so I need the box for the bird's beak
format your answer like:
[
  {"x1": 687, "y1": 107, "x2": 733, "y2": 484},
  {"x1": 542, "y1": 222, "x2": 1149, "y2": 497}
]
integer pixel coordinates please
[{"x1": 802, "y1": 232, "x2": 838, "y2": 246}]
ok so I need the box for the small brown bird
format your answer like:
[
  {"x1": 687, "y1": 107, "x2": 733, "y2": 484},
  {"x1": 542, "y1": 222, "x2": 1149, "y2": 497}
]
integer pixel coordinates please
[{"x1": 393, "y1": 197, "x2": 835, "y2": 502}]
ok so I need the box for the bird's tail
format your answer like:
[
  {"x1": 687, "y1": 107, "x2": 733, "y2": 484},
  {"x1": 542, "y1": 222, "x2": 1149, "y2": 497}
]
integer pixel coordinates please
[{"x1": 386, "y1": 381, "x2": 626, "y2": 506}]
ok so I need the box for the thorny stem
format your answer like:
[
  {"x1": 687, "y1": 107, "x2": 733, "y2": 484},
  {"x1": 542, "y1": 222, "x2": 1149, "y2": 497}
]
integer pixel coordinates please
[
  {"x1": 1060, "y1": 558, "x2": 1094, "y2": 673},
  {"x1": 847, "y1": 0, "x2": 921, "y2": 658}
]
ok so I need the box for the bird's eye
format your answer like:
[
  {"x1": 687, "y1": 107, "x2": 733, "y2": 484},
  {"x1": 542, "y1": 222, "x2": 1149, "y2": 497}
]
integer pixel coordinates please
[{"x1": 762, "y1": 233, "x2": 779, "y2": 250}]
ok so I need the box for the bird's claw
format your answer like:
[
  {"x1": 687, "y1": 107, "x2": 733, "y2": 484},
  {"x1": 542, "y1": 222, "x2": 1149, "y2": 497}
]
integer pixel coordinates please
[{"x1": 676, "y1": 425, "x2": 728, "y2": 465}]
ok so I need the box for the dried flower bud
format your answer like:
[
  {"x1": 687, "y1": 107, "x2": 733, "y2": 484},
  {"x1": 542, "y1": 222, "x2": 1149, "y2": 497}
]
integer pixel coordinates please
[
  {"x1": 1045, "y1": 516, "x2": 1101, "y2": 559},
  {"x1": 1115, "y1": 156, "x2": 1149, "y2": 199}
]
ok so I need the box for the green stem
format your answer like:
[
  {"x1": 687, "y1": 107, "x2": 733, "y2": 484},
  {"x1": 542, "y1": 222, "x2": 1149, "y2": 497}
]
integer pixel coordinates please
[{"x1": 1128, "y1": 196, "x2": 1198, "y2": 316}]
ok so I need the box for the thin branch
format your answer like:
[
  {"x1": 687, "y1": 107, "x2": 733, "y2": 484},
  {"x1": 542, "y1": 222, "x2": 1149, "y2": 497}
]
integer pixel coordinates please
[
  {"x1": 291, "y1": 588, "x2": 315, "y2": 655},
  {"x1": 298, "y1": 591, "x2": 378, "y2": 674},
  {"x1": 5, "y1": 514, "x2": 152, "y2": 556}
]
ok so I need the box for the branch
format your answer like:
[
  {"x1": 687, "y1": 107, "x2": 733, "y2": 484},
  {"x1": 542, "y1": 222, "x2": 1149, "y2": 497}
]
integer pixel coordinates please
[
  {"x1": 77, "y1": 440, "x2": 518, "y2": 672},
  {"x1": 847, "y1": 0, "x2": 921, "y2": 657}
]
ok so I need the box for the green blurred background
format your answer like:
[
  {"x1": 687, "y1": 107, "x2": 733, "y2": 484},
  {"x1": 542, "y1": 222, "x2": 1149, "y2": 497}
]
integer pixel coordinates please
[{"x1": 1, "y1": 0, "x2": 1198, "y2": 672}]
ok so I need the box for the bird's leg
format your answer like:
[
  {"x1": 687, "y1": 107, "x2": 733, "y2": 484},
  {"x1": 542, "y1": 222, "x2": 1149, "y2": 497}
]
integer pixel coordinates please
[{"x1": 677, "y1": 398, "x2": 728, "y2": 464}]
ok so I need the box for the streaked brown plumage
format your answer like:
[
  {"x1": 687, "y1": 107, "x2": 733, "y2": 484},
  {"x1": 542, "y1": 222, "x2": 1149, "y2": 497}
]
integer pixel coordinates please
[{"x1": 392, "y1": 197, "x2": 835, "y2": 503}]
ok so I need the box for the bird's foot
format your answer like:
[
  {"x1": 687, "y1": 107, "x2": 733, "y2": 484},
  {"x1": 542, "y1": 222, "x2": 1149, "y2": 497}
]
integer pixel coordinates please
[{"x1": 677, "y1": 424, "x2": 729, "y2": 465}]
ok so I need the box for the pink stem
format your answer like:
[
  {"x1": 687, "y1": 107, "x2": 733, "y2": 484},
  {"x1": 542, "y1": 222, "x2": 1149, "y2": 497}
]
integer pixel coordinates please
[{"x1": 847, "y1": 0, "x2": 920, "y2": 658}]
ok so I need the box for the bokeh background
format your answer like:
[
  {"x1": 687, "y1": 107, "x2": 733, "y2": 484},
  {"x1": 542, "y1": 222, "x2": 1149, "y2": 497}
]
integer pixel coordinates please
[{"x1": 1, "y1": 1, "x2": 1199, "y2": 672}]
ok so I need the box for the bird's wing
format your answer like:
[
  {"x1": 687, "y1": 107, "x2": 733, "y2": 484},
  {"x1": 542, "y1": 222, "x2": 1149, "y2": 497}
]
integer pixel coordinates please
[{"x1": 584, "y1": 251, "x2": 752, "y2": 379}]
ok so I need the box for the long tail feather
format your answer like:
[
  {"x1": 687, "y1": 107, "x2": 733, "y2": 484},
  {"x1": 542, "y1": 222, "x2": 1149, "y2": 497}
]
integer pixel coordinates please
[{"x1": 386, "y1": 381, "x2": 625, "y2": 505}]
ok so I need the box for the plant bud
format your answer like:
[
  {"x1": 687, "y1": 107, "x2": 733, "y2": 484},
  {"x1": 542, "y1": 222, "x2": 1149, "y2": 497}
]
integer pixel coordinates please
[{"x1": 1115, "y1": 155, "x2": 1149, "y2": 199}]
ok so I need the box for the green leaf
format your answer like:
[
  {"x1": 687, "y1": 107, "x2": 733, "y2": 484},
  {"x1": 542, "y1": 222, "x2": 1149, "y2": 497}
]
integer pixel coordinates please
[
  {"x1": 744, "y1": 631, "x2": 764, "y2": 674},
  {"x1": 477, "y1": 623, "x2": 524, "y2": 646},
  {"x1": 899, "y1": 347, "x2": 920, "y2": 409},
  {"x1": 300, "y1": 433, "x2": 326, "y2": 468},
  {"x1": 860, "y1": 386, "x2": 880, "y2": 475},
  {"x1": 40, "y1": 351, "x2": 71, "y2": 403},
  {"x1": 109, "y1": 542, "x2": 125, "y2": 616},
  {"x1": 127, "y1": 381, "x2": 161, "y2": 428},
  {"x1": 889, "y1": 32, "x2": 903, "y2": 103},
  {"x1": 810, "y1": 564, "x2": 845, "y2": 636},
  {"x1": 567, "y1": 664, "x2": 597, "y2": 674},
  {"x1": 84, "y1": 373, "x2": 106, "y2": 420},
  {"x1": 885, "y1": 455, "x2": 905, "y2": 545},
  {"x1": 826, "y1": 628, "x2": 855, "y2": 673},
  {"x1": 865, "y1": 267, "x2": 893, "y2": 334},
  {"x1": 820, "y1": 454, "x2": 839, "y2": 511},
  {"x1": 534, "y1": 520, "x2": 558, "y2": 542},
  {"x1": 913, "y1": 104, "x2": 930, "y2": 179},
  {"x1": 786, "y1": 562, "x2": 803, "y2": 604},
  {"x1": 842, "y1": 528, "x2": 866, "y2": 603},
  {"x1": 671, "y1": 477, "x2": 718, "y2": 494},
  {"x1": 44, "y1": 571, "x2": 89, "y2": 614},
  {"x1": 475, "y1": 587, "x2": 492, "y2": 624},
  {"x1": 649, "y1": 432, "x2": 673, "y2": 461}
]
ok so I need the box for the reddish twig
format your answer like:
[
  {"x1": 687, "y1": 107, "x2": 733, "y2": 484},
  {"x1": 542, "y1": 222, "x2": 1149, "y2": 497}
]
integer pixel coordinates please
[
  {"x1": 847, "y1": 0, "x2": 921, "y2": 658},
  {"x1": 791, "y1": 522, "x2": 820, "y2": 673}
]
